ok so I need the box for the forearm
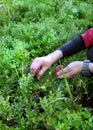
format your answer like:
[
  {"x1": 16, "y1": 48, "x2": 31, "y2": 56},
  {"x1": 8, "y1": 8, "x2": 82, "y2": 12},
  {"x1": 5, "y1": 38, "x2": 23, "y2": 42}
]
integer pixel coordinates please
[
  {"x1": 47, "y1": 50, "x2": 63, "y2": 64},
  {"x1": 47, "y1": 28, "x2": 93, "y2": 65},
  {"x1": 57, "y1": 36, "x2": 86, "y2": 58}
]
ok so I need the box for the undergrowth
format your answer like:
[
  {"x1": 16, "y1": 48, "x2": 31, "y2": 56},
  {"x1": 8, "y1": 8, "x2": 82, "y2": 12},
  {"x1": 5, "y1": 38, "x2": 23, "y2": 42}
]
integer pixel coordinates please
[{"x1": 0, "y1": 0, "x2": 93, "y2": 129}]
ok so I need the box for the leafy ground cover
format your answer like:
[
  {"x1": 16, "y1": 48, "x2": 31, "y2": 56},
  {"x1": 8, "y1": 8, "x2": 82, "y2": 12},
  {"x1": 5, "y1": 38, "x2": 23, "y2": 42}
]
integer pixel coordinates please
[{"x1": 0, "y1": 0, "x2": 93, "y2": 129}]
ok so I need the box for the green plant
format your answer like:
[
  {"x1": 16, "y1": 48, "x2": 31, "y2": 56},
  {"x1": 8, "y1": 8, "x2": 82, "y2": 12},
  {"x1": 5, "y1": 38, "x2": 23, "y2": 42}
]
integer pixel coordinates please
[{"x1": 0, "y1": 0, "x2": 93, "y2": 129}]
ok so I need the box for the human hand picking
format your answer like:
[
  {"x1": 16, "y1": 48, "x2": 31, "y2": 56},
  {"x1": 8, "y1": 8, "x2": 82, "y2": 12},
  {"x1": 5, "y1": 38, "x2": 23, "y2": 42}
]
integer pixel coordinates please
[
  {"x1": 30, "y1": 56, "x2": 52, "y2": 80},
  {"x1": 56, "y1": 61, "x2": 83, "y2": 79},
  {"x1": 30, "y1": 50, "x2": 63, "y2": 80}
]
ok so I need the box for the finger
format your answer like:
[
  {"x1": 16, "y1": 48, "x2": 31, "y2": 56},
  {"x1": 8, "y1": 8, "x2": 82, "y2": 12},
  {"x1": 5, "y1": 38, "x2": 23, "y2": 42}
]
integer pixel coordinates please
[
  {"x1": 55, "y1": 65, "x2": 63, "y2": 76},
  {"x1": 63, "y1": 66, "x2": 71, "y2": 73},
  {"x1": 56, "y1": 65, "x2": 63, "y2": 72},
  {"x1": 56, "y1": 75, "x2": 63, "y2": 79},
  {"x1": 57, "y1": 71, "x2": 73, "y2": 79},
  {"x1": 56, "y1": 65, "x2": 70, "y2": 77},
  {"x1": 38, "y1": 67, "x2": 48, "y2": 79},
  {"x1": 64, "y1": 71, "x2": 74, "y2": 79},
  {"x1": 56, "y1": 69, "x2": 62, "y2": 76},
  {"x1": 56, "y1": 68, "x2": 64, "y2": 79},
  {"x1": 30, "y1": 61, "x2": 41, "y2": 74}
]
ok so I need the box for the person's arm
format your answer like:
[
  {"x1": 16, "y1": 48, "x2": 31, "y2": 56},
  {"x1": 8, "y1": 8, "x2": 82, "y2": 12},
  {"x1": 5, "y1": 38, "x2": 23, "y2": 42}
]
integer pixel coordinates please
[
  {"x1": 30, "y1": 28, "x2": 93, "y2": 79},
  {"x1": 46, "y1": 27, "x2": 93, "y2": 62},
  {"x1": 57, "y1": 36, "x2": 86, "y2": 58},
  {"x1": 47, "y1": 50, "x2": 63, "y2": 63},
  {"x1": 55, "y1": 28, "x2": 93, "y2": 78},
  {"x1": 56, "y1": 61, "x2": 93, "y2": 79},
  {"x1": 57, "y1": 28, "x2": 93, "y2": 58}
]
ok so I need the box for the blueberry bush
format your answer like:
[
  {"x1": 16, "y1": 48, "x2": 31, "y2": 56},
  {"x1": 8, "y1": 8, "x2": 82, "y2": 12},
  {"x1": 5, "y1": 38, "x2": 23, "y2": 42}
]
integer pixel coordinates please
[{"x1": 0, "y1": 0, "x2": 93, "y2": 129}]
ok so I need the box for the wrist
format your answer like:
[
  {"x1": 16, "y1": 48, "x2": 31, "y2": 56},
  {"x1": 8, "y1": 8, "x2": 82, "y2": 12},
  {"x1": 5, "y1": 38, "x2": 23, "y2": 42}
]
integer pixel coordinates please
[
  {"x1": 81, "y1": 60, "x2": 92, "y2": 76},
  {"x1": 89, "y1": 62, "x2": 93, "y2": 73},
  {"x1": 47, "y1": 50, "x2": 63, "y2": 64}
]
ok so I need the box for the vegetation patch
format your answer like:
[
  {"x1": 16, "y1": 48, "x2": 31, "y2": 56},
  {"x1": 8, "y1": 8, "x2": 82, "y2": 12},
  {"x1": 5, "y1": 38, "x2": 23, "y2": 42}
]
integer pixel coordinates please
[{"x1": 0, "y1": 0, "x2": 93, "y2": 129}]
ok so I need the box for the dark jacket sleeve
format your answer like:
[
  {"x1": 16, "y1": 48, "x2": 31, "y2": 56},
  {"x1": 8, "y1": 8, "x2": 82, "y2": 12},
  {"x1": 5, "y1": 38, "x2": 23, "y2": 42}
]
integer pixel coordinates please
[{"x1": 57, "y1": 36, "x2": 86, "y2": 58}]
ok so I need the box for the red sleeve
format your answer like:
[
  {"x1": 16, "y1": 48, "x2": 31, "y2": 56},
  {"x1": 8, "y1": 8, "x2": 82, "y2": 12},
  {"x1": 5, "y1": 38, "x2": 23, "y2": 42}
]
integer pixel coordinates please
[{"x1": 81, "y1": 28, "x2": 93, "y2": 48}]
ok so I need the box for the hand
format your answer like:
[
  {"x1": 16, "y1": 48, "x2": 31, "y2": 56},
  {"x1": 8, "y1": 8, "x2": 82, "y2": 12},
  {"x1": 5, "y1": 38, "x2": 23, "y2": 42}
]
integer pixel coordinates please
[
  {"x1": 30, "y1": 56, "x2": 52, "y2": 79},
  {"x1": 30, "y1": 50, "x2": 63, "y2": 79},
  {"x1": 56, "y1": 61, "x2": 83, "y2": 79}
]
